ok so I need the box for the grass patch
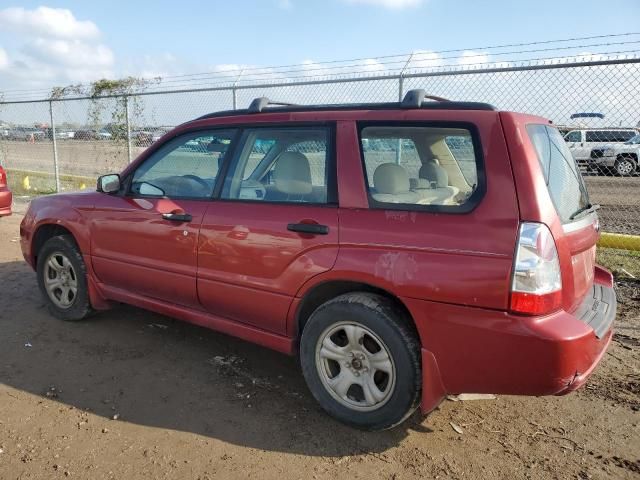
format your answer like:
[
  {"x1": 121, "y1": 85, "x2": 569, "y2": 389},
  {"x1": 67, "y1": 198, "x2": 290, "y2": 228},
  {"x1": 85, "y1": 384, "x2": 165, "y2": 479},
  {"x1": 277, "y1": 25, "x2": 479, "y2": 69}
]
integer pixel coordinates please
[
  {"x1": 597, "y1": 247, "x2": 640, "y2": 279},
  {"x1": 5, "y1": 168, "x2": 95, "y2": 196}
]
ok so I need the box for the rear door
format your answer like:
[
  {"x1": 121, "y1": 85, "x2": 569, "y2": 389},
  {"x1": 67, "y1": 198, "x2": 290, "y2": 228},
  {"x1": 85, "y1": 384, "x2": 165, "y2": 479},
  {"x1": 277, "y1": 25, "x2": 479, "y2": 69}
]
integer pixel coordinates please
[{"x1": 197, "y1": 125, "x2": 339, "y2": 334}]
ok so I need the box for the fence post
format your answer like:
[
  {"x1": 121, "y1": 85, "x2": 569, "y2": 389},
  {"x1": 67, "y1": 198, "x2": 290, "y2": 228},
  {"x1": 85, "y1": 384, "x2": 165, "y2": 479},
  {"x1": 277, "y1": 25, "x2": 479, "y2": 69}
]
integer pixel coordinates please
[
  {"x1": 395, "y1": 76, "x2": 403, "y2": 164},
  {"x1": 232, "y1": 68, "x2": 244, "y2": 110},
  {"x1": 125, "y1": 95, "x2": 132, "y2": 163},
  {"x1": 395, "y1": 53, "x2": 414, "y2": 164},
  {"x1": 49, "y1": 100, "x2": 61, "y2": 193}
]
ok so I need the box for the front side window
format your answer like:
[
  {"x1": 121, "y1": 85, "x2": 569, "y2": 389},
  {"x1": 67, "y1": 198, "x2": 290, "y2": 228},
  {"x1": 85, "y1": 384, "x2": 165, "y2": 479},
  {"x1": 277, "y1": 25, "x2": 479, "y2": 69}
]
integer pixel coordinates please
[
  {"x1": 626, "y1": 134, "x2": 640, "y2": 145},
  {"x1": 360, "y1": 125, "x2": 481, "y2": 209},
  {"x1": 221, "y1": 127, "x2": 331, "y2": 204},
  {"x1": 131, "y1": 130, "x2": 236, "y2": 199},
  {"x1": 564, "y1": 131, "x2": 581, "y2": 143}
]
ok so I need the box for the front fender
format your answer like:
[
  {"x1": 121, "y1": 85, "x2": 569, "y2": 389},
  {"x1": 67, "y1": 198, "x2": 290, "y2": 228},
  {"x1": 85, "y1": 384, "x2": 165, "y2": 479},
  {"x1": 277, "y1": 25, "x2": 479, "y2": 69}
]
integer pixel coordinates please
[{"x1": 21, "y1": 193, "x2": 96, "y2": 266}]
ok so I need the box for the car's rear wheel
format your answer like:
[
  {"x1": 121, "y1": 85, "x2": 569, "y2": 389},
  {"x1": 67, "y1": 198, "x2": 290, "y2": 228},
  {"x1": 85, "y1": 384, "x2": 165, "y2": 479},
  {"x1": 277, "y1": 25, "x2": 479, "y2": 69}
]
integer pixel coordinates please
[
  {"x1": 37, "y1": 235, "x2": 92, "y2": 321},
  {"x1": 300, "y1": 292, "x2": 421, "y2": 430},
  {"x1": 615, "y1": 156, "x2": 636, "y2": 176}
]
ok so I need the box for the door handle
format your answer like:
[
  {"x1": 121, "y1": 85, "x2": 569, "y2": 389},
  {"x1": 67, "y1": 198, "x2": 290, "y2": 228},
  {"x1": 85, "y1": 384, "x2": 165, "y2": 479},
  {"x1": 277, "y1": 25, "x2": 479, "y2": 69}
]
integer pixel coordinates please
[
  {"x1": 287, "y1": 223, "x2": 329, "y2": 235},
  {"x1": 162, "y1": 212, "x2": 192, "y2": 222}
]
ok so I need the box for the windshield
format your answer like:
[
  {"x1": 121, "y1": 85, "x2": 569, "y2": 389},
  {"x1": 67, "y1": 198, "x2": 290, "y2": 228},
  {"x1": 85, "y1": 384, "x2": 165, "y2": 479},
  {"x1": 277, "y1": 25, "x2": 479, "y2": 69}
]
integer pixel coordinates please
[
  {"x1": 625, "y1": 134, "x2": 640, "y2": 145},
  {"x1": 527, "y1": 124, "x2": 590, "y2": 224}
]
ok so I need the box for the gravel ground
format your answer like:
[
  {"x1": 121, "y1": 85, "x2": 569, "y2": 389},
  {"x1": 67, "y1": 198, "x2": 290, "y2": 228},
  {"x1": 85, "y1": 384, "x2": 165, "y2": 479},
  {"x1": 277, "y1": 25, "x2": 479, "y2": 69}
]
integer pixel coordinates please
[{"x1": 0, "y1": 208, "x2": 638, "y2": 480}]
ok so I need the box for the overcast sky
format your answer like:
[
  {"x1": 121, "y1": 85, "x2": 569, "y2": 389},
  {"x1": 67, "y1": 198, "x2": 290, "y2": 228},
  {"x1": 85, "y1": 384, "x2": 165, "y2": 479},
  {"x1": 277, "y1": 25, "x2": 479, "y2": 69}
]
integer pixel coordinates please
[{"x1": 0, "y1": 0, "x2": 639, "y2": 95}]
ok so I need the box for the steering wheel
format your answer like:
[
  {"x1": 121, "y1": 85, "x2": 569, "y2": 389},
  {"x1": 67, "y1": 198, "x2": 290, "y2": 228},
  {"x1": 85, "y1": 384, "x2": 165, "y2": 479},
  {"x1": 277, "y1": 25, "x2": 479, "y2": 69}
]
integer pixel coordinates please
[{"x1": 182, "y1": 174, "x2": 210, "y2": 190}]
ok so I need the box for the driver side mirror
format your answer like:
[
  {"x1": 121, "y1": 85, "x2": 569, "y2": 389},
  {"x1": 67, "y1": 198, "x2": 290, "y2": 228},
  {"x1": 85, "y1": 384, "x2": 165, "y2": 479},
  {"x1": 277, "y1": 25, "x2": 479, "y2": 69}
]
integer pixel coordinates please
[{"x1": 97, "y1": 174, "x2": 121, "y2": 194}]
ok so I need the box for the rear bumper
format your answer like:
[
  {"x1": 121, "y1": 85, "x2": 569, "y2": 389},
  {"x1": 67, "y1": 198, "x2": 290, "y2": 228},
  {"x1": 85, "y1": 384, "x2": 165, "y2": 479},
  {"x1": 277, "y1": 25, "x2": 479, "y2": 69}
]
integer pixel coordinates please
[
  {"x1": 0, "y1": 189, "x2": 12, "y2": 216},
  {"x1": 404, "y1": 269, "x2": 615, "y2": 413}
]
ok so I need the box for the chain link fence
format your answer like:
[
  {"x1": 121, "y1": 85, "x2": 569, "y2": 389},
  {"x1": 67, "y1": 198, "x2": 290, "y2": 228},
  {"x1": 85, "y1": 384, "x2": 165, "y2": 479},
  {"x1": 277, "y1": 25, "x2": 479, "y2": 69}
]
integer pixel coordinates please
[{"x1": 1, "y1": 56, "x2": 640, "y2": 276}]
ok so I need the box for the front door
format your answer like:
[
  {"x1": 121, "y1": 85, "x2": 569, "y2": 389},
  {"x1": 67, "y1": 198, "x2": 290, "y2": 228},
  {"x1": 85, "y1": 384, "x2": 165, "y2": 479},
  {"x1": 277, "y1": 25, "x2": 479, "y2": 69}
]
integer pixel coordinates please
[
  {"x1": 197, "y1": 125, "x2": 339, "y2": 334},
  {"x1": 90, "y1": 129, "x2": 237, "y2": 308},
  {"x1": 565, "y1": 130, "x2": 587, "y2": 162}
]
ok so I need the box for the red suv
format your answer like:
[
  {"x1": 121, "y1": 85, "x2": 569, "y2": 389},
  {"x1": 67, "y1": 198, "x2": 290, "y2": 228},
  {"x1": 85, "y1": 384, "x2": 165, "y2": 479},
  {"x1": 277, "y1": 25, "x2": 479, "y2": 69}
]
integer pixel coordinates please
[
  {"x1": 20, "y1": 91, "x2": 615, "y2": 430},
  {"x1": 0, "y1": 165, "x2": 12, "y2": 216}
]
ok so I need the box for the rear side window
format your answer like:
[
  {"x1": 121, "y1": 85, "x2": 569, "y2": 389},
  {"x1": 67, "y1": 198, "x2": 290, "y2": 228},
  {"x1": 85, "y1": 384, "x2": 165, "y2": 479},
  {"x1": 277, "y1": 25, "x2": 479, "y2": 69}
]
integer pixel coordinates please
[
  {"x1": 359, "y1": 124, "x2": 481, "y2": 210},
  {"x1": 585, "y1": 130, "x2": 636, "y2": 142},
  {"x1": 221, "y1": 127, "x2": 331, "y2": 204},
  {"x1": 527, "y1": 124, "x2": 590, "y2": 223}
]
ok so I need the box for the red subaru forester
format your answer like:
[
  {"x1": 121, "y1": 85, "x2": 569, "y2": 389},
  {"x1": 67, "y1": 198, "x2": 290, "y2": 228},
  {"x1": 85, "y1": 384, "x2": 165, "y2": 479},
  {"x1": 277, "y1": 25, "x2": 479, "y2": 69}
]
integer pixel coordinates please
[
  {"x1": 0, "y1": 165, "x2": 12, "y2": 217},
  {"x1": 20, "y1": 91, "x2": 615, "y2": 430}
]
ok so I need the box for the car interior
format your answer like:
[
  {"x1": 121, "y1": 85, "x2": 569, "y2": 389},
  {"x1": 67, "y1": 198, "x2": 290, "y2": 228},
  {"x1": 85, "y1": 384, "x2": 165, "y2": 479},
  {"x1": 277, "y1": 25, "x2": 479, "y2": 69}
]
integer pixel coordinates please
[
  {"x1": 224, "y1": 129, "x2": 329, "y2": 203},
  {"x1": 362, "y1": 126, "x2": 477, "y2": 206},
  {"x1": 129, "y1": 126, "x2": 476, "y2": 207}
]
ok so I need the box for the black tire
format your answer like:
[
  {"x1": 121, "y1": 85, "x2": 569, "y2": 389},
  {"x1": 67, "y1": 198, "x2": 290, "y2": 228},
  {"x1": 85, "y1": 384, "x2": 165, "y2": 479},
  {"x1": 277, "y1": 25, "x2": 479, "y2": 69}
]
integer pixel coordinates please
[
  {"x1": 614, "y1": 156, "x2": 636, "y2": 176},
  {"x1": 36, "y1": 235, "x2": 92, "y2": 321},
  {"x1": 300, "y1": 292, "x2": 421, "y2": 430}
]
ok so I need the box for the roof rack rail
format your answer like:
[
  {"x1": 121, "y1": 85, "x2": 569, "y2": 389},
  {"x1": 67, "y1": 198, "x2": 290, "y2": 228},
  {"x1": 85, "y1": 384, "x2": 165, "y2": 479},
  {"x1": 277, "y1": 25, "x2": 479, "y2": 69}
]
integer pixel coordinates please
[
  {"x1": 248, "y1": 97, "x2": 298, "y2": 113},
  {"x1": 401, "y1": 89, "x2": 450, "y2": 108}
]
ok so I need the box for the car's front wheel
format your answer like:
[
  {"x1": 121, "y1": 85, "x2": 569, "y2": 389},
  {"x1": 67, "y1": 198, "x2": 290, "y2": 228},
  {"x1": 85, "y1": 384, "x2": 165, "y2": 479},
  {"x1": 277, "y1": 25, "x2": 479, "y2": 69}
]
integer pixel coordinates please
[
  {"x1": 300, "y1": 292, "x2": 421, "y2": 430},
  {"x1": 37, "y1": 235, "x2": 92, "y2": 321}
]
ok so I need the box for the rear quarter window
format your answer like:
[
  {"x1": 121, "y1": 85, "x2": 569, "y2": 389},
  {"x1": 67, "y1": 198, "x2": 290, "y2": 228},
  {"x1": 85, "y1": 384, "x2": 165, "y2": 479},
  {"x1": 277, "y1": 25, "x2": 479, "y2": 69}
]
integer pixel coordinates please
[
  {"x1": 527, "y1": 124, "x2": 590, "y2": 223},
  {"x1": 359, "y1": 124, "x2": 483, "y2": 212}
]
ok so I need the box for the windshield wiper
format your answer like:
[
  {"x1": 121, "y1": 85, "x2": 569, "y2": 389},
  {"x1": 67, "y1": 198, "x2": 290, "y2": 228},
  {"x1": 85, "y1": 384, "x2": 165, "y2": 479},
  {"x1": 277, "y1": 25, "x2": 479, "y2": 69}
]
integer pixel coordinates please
[{"x1": 570, "y1": 203, "x2": 600, "y2": 220}]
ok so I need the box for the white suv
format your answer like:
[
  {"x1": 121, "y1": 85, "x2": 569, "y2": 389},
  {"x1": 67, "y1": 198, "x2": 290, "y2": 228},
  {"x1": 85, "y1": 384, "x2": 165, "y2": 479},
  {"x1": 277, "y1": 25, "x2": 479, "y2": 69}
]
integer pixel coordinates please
[
  {"x1": 589, "y1": 133, "x2": 640, "y2": 176},
  {"x1": 563, "y1": 128, "x2": 637, "y2": 165}
]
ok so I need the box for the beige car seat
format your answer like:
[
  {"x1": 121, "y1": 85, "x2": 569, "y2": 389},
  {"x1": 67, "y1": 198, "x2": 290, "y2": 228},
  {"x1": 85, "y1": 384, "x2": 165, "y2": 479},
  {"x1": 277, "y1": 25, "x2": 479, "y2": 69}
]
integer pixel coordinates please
[
  {"x1": 371, "y1": 163, "x2": 421, "y2": 204},
  {"x1": 272, "y1": 151, "x2": 313, "y2": 201},
  {"x1": 411, "y1": 159, "x2": 460, "y2": 205}
]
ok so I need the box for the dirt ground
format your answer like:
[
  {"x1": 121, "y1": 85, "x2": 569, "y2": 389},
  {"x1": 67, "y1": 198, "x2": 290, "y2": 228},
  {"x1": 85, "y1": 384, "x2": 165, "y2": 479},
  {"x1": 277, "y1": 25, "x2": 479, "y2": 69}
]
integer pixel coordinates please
[{"x1": 0, "y1": 206, "x2": 638, "y2": 480}]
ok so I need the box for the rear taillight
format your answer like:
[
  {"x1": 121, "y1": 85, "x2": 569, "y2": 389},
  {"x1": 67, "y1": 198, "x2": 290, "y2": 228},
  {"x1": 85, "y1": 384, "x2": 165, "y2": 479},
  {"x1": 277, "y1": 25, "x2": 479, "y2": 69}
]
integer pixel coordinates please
[
  {"x1": 0, "y1": 168, "x2": 6, "y2": 187},
  {"x1": 510, "y1": 222, "x2": 562, "y2": 315}
]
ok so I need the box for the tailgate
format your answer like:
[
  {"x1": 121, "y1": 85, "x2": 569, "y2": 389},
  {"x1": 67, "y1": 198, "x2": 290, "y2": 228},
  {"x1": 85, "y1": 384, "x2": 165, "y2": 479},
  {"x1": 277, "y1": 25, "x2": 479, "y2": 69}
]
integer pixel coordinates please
[
  {"x1": 559, "y1": 213, "x2": 600, "y2": 312},
  {"x1": 501, "y1": 114, "x2": 600, "y2": 313}
]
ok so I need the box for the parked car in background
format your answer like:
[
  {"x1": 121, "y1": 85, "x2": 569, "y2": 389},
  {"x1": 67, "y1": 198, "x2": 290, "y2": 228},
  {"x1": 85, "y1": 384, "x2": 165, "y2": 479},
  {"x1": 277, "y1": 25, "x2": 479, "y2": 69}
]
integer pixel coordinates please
[
  {"x1": 55, "y1": 129, "x2": 76, "y2": 140},
  {"x1": 73, "y1": 130, "x2": 95, "y2": 140},
  {"x1": 133, "y1": 128, "x2": 171, "y2": 147},
  {"x1": 74, "y1": 129, "x2": 112, "y2": 140},
  {"x1": 20, "y1": 92, "x2": 614, "y2": 430},
  {"x1": 589, "y1": 133, "x2": 640, "y2": 176},
  {"x1": 7, "y1": 127, "x2": 46, "y2": 142},
  {"x1": 0, "y1": 165, "x2": 12, "y2": 217},
  {"x1": 132, "y1": 130, "x2": 153, "y2": 146},
  {"x1": 563, "y1": 128, "x2": 638, "y2": 165}
]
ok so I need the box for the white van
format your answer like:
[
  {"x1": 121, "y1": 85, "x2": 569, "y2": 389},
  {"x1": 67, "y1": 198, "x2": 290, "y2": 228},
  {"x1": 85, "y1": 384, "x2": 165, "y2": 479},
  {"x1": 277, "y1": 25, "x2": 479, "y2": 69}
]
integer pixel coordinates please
[{"x1": 563, "y1": 129, "x2": 637, "y2": 164}]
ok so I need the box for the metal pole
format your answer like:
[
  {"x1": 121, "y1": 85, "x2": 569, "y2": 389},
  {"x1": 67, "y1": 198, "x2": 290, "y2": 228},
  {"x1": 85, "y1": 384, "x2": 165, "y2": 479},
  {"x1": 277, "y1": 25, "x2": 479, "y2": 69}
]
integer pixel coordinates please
[
  {"x1": 49, "y1": 100, "x2": 60, "y2": 192},
  {"x1": 396, "y1": 76, "x2": 404, "y2": 164},
  {"x1": 395, "y1": 53, "x2": 413, "y2": 164},
  {"x1": 125, "y1": 96, "x2": 132, "y2": 163},
  {"x1": 232, "y1": 67, "x2": 244, "y2": 110}
]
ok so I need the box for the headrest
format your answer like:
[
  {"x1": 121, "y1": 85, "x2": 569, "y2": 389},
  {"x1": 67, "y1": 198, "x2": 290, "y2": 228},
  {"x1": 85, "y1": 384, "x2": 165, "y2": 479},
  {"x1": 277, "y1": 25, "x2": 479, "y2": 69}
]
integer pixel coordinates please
[
  {"x1": 373, "y1": 163, "x2": 410, "y2": 195},
  {"x1": 273, "y1": 151, "x2": 312, "y2": 195},
  {"x1": 419, "y1": 161, "x2": 449, "y2": 187}
]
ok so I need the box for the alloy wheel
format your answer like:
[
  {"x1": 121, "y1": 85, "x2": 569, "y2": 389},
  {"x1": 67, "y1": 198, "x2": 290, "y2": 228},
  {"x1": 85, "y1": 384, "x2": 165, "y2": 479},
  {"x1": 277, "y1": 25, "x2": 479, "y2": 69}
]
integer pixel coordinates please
[
  {"x1": 315, "y1": 321, "x2": 396, "y2": 411},
  {"x1": 43, "y1": 252, "x2": 78, "y2": 309}
]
